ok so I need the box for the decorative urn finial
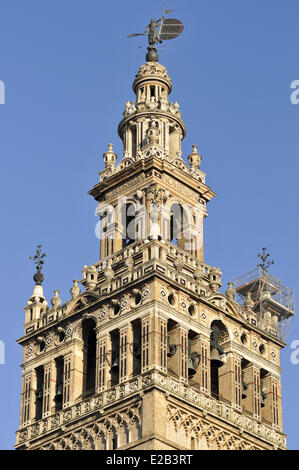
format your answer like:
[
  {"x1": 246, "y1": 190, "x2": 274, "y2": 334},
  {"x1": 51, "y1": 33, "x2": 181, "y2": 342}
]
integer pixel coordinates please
[
  {"x1": 103, "y1": 143, "x2": 117, "y2": 169},
  {"x1": 225, "y1": 282, "x2": 236, "y2": 301},
  {"x1": 244, "y1": 292, "x2": 254, "y2": 311},
  {"x1": 70, "y1": 279, "x2": 81, "y2": 298},
  {"x1": 146, "y1": 120, "x2": 160, "y2": 143},
  {"x1": 51, "y1": 290, "x2": 61, "y2": 308},
  {"x1": 188, "y1": 145, "x2": 202, "y2": 170}
]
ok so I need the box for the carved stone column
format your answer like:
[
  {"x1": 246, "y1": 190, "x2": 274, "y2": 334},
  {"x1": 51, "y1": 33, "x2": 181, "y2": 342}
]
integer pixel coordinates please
[
  {"x1": 119, "y1": 324, "x2": 134, "y2": 382},
  {"x1": 43, "y1": 360, "x2": 56, "y2": 418},
  {"x1": 167, "y1": 325, "x2": 188, "y2": 383},
  {"x1": 261, "y1": 373, "x2": 282, "y2": 430},
  {"x1": 242, "y1": 363, "x2": 261, "y2": 419},
  {"x1": 218, "y1": 352, "x2": 242, "y2": 408}
]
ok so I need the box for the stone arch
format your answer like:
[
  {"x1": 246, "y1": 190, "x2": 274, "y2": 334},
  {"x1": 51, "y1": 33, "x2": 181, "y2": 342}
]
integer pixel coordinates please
[
  {"x1": 208, "y1": 294, "x2": 243, "y2": 321},
  {"x1": 118, "y1": 422, "x2": 130, "y2": 447},
  {"x1": 95, "y1": 430, "x2": 106, "y2": 450},
  {"x1": 208, "y1": 316, "x2": 232, "y2": 342},
  {"x1": 69, "y1": 293, "x2": 101, "y2": 316},
  {"x1": 210, "y1": 320, "x2": 230, "y2": 400},
  {"x1": 128, "y1": 416, "x2": 142, "y2": 442},
  {"x1": 118, "y1": 197, "x2": 140, "y2": 247}
]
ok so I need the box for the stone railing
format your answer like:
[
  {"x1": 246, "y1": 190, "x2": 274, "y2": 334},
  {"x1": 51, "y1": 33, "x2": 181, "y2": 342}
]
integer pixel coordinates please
[{"x1": 16, "y1": 370, "x2": 286, "y2": 449}]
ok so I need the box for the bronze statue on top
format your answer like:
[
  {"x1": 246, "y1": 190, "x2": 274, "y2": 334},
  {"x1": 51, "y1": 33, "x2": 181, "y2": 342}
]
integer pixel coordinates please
[{"x1": 128, "y1": 9, "x2": 184, "y2": 62}]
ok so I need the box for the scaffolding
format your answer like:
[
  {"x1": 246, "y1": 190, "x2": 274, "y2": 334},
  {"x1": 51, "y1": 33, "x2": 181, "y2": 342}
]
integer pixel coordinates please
[{"x1": 234, "y1": 267, "x2": 295, "y2": 342}]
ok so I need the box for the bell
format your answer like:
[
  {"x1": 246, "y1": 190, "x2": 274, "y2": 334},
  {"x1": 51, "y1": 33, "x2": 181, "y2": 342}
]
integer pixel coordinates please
[
  {"x1": 55, "y1": 383, "x2": 63, "y2": 398},
  {"x1": 133, "y1": 341, "x2": 141, "y2": 359},
  {"x1": 261, "y1": 390, "x2": 266, "y2": 408},
  {"x1": 241, "y1": 372, "x2": 248, "y2": 399},
  {"x1": 210, "y1": 348, "x2": 224, "y2": 368},
  {"x1": 35, "y1": 389, "x2": 43, "y2": 400},
  {"x1": 188, "y1": 357, "x2": 196, "y2": 377},
  {"x1": 167, "y1": 337, "x2": 177, "y2": 357},
  {"x1": 111, "y1": 353, "x2": 119, "y2": 369}
]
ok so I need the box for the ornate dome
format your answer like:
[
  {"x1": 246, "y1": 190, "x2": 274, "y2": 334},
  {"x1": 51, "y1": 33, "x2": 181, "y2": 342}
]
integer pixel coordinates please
[{"x1": 133, "y1": 61, "x2": 172, "y2": 95}]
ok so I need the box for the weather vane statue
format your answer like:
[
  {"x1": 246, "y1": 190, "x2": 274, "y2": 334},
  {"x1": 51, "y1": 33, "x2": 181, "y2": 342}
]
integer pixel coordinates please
[
  {"x1": 128, "y1": 9, "x2": 184, "y2": 62},
  {"x1": 29, "y1": 244, "x2": 46, "y2": 285},
  {"x1": 257, "y1": 247, "x2": 274, "y2": 274}
]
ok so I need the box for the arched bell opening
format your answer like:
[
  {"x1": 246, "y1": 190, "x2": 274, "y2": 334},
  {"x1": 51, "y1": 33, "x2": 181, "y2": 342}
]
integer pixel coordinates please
[
  {"x1": 260, "y1": 368, "x2": 269, "y2": 415},
  {"x1": 241, "y1": 358, "x2": 250, "y2": 403},
  {"x1": 169, "y1": 203, "x2": 193, "y2": 252},
  {"x1": 210, "y1": 320, "x2": 228, "y2": 400},
  {"x1": 166, "y1": 319, "x2": 179, "y2": 378},
  {"x1": 187, "y1": 330, "x2": 201, "y2": 388},
  {"x1": 82, "y1": 318, "x2": 97, "y2": 397},
  {"x1": 35, "y1": 365, "x2": 44, "y2": 420},
  {"x1": 132, "y1": 319, "x2": 141, "y2": 377},
  {"x1": 169, "y1": 203, "x2": 183, "y2": 247},
  {"x1": 110, "y1": 330, "x2": 120, "y2": 387},
  {"x1": 121, "y1": 202, "x2": 137, "y2": 248},
  {"x1": 54, "y1": 356, "x2": 64, "y2": 412}
]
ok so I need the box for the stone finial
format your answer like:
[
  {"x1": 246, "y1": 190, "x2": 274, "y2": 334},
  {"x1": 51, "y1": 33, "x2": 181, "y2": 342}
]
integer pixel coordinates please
[
  {"x1": 124, "y1": 101, "x2": 131, "y2": 116},
  {"x1": 103, "y1": 143, "x2": 117, "y2": 169},
  {"x1": 146, "y1": 120, "x2": 160, "y2": 144},
  {"x1": 244, "y1": 292, "x2": 254, "y2": 311},
  {"x1": 85, "y1": 265, "x2": 98, "y2": 291},
  {"x1": 208, "y1": 267, "x2": 222, "y2": 293},
  {"x1": 104, "y1": 260, "x2": 114, "y2": 282},
  {"x1": 194, "y1": 263, "x2": 204, "y2": 281},
  {"x1": 125, "y1": 251, "x2": 134, "y2": 271},
  {"x1": 70, "y1": 280, "x2": 81, "y2": 298},
  {"x1": 51, "y1": 290, "x2": 61, "y2": 308},
  {"x1": 225, "y1": 282, "x2": 236, "y2": 301},
  {"x1": 174, "y1": 254, "x2": 184, "y2": 272},
  {"x1": 188, "y1": 145, "x2": 202, "y2": 170}
]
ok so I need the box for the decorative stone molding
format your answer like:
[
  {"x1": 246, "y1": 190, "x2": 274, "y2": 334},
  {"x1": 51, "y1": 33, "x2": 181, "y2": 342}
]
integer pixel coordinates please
[{"x1": 16, "y1": 371, "x2": 286, "y2": 450}]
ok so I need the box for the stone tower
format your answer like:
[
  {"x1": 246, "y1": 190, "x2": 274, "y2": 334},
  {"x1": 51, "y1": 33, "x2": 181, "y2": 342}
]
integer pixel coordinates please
[{"x1": 15, "y1": 56, "x2": 294, "y2": 451}]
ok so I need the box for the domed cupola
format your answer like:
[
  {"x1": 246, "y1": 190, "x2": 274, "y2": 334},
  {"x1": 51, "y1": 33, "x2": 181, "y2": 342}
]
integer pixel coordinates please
[{"x1": 118, "y1": 60, "x2": 186, "y2": 163}]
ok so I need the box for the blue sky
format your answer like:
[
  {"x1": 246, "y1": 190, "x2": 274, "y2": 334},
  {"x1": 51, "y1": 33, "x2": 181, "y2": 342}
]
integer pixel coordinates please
[{"x1": 0, "y1": 0, "x2": 298, "y2": 450}]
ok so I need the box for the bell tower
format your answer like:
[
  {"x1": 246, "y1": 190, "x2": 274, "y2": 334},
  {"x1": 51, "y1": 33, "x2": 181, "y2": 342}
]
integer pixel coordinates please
[{"x1": 15, "y1": 20, "x2": 293, "y2": 451}]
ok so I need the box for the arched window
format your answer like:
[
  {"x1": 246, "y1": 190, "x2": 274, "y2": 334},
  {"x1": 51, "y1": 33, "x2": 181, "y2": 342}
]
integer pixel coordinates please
[
  {"x1": 170, "y1": 203, "x2": 183, "y2": 245},
  {"x1": 121, "y1": 202, "x2": 136, "y2": 247},
  {"x1": 210, "y1": 321, "x2": 229, "y2": 400},
  {"x1": 82, "y1": 319, "x2": 97, "y2": 397},
  {"x1": 55, "y1": 356, "x2": 64, "y2": 411},
  {"x1": 35, "y1": 366, "x2": 44, "y2": 420}
]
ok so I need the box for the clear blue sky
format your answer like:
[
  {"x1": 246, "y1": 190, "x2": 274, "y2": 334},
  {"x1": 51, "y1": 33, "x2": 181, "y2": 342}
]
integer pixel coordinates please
[{"x1": 0, "y1": 0, "x2": 298, "y2": 450}]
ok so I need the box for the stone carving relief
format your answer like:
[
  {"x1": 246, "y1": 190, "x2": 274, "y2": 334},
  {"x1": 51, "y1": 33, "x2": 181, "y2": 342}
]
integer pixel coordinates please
[
  {"x1": 39, "y1": 403, "x2": 142, "y2": 451},
  {"x1": 167, "y1": 404, "x2": 264, "y2": 450}
]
